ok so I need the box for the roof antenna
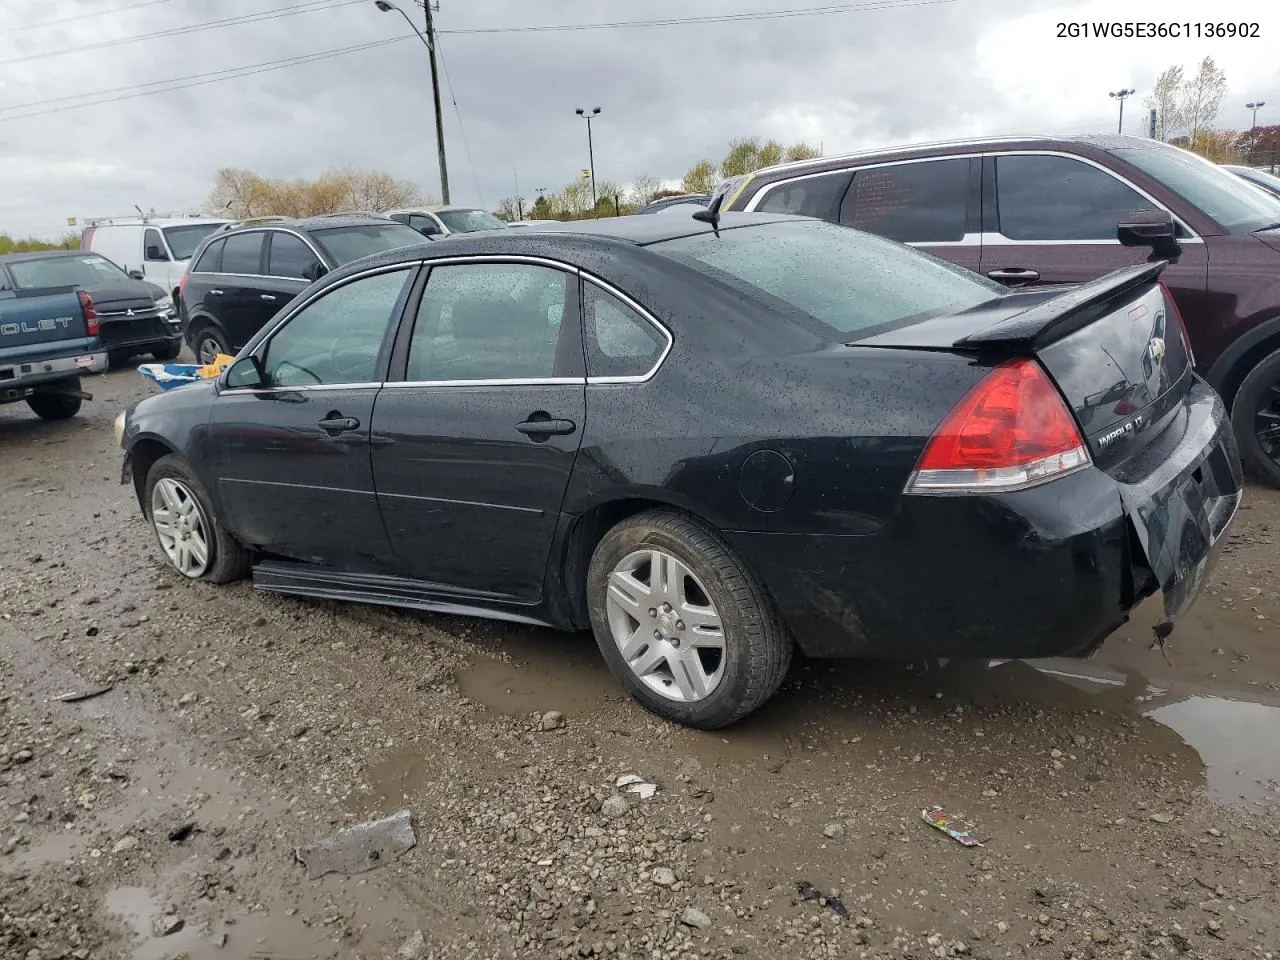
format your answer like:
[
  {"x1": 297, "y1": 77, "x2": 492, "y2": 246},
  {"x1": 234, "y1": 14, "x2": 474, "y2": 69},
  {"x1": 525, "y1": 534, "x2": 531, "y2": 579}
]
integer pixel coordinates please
[{"x1": 692, "y1": 191, "x2": 725, "y2": 237}]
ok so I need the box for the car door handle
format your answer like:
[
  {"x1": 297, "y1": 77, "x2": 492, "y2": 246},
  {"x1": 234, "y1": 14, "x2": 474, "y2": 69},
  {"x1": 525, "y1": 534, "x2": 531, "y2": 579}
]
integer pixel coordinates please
[
  {"x1": 516, "y1": 416, "x2": 576, "y2": 439},
  {"x1": 986, "y1": 268, "x2": 1041, "y2": 282},
  {"x1": 318, "y1": 414, "x2": 360, "y2": 433},
  {"x1": 209, "y1": 289, "x2": 223, "y2": 296},
  {"x1": 260, "y1": 294, "x2": 277, "y2": 302}
]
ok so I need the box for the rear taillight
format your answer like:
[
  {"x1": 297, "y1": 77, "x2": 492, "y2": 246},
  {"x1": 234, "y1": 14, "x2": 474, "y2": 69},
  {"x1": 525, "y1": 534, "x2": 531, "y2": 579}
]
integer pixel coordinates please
[
  {"x1": 78, "y1": 290, "x2": 100, "y2": 337},
  {"x1": 177, "y1": 274, "x2": 188, "y2": 296},
  {"x1": 908, "y1": 357, "x2": 1090, "y2": 493},
  {"x1": 1159, "y1": 281, "x2": 1194, "y2": 367}
]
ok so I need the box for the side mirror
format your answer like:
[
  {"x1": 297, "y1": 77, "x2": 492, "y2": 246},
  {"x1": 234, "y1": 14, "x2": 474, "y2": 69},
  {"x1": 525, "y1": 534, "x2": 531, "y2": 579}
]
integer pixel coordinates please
[
  {"x1": 224, "y1": 355, "x2": 264, "y2": 389},
  {"x1": 416, "y1": 224, "x2": 442, "y2": 237},
  {"x1": 302, "y1": 262, "x2": 328, "y2": 282},
  {"x1": 1118, "y1": 209, "x2": 1181, "y2": 259},
  {"x1": 145, "y1": 244, "x2": 169, "y2": 261},
  {"x1": 128, "y1": 269, "x2": 145, "y2": 280}
]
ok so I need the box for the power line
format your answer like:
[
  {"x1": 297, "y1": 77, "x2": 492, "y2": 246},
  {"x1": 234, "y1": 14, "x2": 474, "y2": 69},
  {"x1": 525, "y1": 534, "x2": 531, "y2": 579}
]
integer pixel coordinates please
[
  {"x1": 0, "y1": 0, "x2": 187, "y2": 37},
  {"x1": 434, "y1": 37, "x2": 485, "y2": 208},
  {"x1": 0, "y1": 0, "x2": 365, "y2": 68},
  {"x1": 437, "y1": 0, "x2": 958, "y2": 35},
  {"x1": 0, "y1": 36, "x2": 411, "y2": 123}
]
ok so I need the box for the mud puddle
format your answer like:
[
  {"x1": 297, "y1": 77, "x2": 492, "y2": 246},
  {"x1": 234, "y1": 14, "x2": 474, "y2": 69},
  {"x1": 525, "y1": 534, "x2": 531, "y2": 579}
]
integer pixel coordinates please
[{"x1": 1147, "y1": 695, "x2": 1280, "y2": 806}]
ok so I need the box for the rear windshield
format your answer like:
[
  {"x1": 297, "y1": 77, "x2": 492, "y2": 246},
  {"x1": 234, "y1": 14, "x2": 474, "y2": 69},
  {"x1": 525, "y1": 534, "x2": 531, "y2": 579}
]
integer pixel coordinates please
[
  {"x1": 652, "y1": 219, "x2": 1003, "y2": 338},
  {"x1": 163, "y1": 223, "x2": 224, "y2": 260},
  {"x1": 6, "y1": 254, "x2": 127, "y2": 289},
  {"x1": 307, "y1": 223, "x2": 426, "y2": 265},
  {"x1": 436, "y1": 209, "x2": 506, "y2": 233},
  {"x1": 1111, "y1": 145, "x2": 1280, "y2": 234}
]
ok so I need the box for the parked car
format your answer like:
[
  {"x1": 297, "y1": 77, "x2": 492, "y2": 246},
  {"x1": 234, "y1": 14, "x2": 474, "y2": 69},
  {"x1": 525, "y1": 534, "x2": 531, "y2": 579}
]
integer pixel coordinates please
[
  {"x1": 1, "y1": 250, "x2": 180, "y2": 363},
  {"x1": 117, "y1": 212, "x2": 1241, "y2": 728},
  {"x1": 178, "y1": 215, "x2": 426, "y2": 363},
  {"x1": 0, "y1": 274, "x2": 105, "y2": 420},
  {"x1": 1223, "y1": 164, "x2": 1280, "y2": 200},
  {"x1": 719, "y1": 135, "x2": 1280, "y2": 484},
  {"x1": 635, "y1": 194, "x2": 711, "y2": 214},
  {"x1": 507, "y1": 219, "x2": 562, "y2": 228},
  {"x1": 81, "y1": 216, "x2": 229, "y2": 302},
  {"x1": 386, "y1": 206, "x2": 507, "y2": 237}
]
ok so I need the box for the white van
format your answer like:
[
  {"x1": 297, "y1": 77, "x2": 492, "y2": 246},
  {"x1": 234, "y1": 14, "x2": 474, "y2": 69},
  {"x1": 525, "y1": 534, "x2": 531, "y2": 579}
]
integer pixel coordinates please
[{"x1": 82, "y1": 217, "x2": 229, "y2": 300}]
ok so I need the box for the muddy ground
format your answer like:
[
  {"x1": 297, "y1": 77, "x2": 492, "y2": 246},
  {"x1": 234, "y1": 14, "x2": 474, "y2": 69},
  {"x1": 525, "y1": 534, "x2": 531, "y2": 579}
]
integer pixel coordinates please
[{"x1": 1, "y1": 364, "x2": 1277, "y2": 960}]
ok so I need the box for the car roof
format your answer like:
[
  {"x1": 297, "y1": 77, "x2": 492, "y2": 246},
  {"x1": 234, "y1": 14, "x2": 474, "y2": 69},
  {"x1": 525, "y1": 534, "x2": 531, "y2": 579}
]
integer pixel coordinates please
[
  {"x1": 386, "y1": 205, "x2": 492, "y2": 215},
  {"x1": 0, "y1": 249, "x2": 98, "y2": 264},
  {"x1": 467, "y1": 211, "x2": 793, "y2": 245}
]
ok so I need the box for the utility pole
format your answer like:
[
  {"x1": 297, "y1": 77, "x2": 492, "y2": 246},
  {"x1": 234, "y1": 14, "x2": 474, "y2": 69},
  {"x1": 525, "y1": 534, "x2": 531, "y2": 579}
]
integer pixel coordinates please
[
  {"x1": 575, "y1": 106, "x2": 601, "y2": 209},
  {"x1": 1109, "y1": 88, "x2": 1135, "y2": 135},
  {"x1": 1247, "y1": 101, "x2": 1266, "y2": 163},
  {"x1": 374, "y1": 1, "x2": 449, "y2": 204}
]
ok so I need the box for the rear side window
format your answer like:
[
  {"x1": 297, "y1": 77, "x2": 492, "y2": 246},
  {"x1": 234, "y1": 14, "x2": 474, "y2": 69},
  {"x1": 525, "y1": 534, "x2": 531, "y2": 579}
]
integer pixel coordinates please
[
  {"x1": 654, "y1": 219, "x2": 1001, "y2": 339},
  {"x1": 995, "y1": 155, "x2": 1151, "y2": 241},
  {"x1": 220, "y1": 232, "x2": 264, "y2": 275},
  {"x1": 193, "y1": 239, "x2": 223, "y2": 273},
  {"x1": 754, "y1": 171, "x2": 852, "y2": 219},
  {"x1": 268, "y1": 232, "x2": 321, "y2": 280},
  {"x1": 582, "y1": 283, "x2": 667, "y2": 379},
  {"x1": 840, "y1": 159, "x2": 970, "y2": 243}
]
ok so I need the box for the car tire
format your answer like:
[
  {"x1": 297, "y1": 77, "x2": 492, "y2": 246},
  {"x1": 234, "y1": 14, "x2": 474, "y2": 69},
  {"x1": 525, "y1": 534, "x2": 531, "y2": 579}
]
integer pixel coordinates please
[
  {"x1": 190, "y1": 325, "x2": 230, "y2": 365},
  {"x1": 144, "y1": 454, "x2": 251, "y2": 584},
  {"x1": 151, "y1": 341, "x2": 182, "y2": 361},
  {"x1": 1230, "y1": 346, "x2": 1280, "y2": 488},
  {"x1": 586, "y1": 508, "x2": 792, "y2": 729},
  {"x1": 26, "y1": 381, "x2": 82, "y2": 420},
  {"x1": 107, "y1": 350, "x2": 134, "y2": 367}
]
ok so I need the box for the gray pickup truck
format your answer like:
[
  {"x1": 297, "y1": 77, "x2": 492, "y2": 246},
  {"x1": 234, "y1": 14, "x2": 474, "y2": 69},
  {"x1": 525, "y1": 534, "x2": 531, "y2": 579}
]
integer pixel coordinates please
[{"x1": 0, "y1": 283, "x2": 106, "y2": 420}]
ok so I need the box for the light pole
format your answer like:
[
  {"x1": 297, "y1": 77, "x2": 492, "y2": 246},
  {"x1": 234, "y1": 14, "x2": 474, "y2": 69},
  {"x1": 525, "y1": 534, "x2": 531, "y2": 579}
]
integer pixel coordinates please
[
  {"x1": 575, "y1": 106, "x2": 601, "y2": 209},
  {"x1": 1247, "y1": 100, "x2": 1266, "y2": 163},
  {"x1": 1109, "y1": 88, "x2": 1136, "y2": 135},
  {"x1": 375, "y1": 0, "x2": 449, "y2": 204}
]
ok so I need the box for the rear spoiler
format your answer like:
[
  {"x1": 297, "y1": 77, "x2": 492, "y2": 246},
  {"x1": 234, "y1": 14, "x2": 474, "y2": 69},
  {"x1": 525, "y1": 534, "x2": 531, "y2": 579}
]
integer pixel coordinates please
[{"x1": 955, "y1": 261, "x2": 1167, "y2": 353}]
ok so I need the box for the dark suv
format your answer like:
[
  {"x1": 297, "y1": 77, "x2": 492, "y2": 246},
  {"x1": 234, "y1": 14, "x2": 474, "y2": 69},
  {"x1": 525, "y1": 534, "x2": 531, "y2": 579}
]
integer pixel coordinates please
[
  {"x1": 720, "y1": 135, "x2": 1280, "y2": 484},
  {"x1": 179, "y1": 215, "x2": 425, "y2": 363}
]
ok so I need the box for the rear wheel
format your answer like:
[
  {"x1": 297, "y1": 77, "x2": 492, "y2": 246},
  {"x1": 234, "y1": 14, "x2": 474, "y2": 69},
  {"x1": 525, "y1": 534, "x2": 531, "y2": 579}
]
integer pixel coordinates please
[
  {"x1": 144, "y1": 454, "x2": 250, "y2": 584},
  {"x1": 192, "y1": 326, "x2": 229, "y2": 365},
  {"x1": 26, "y1": 380, "x2": 82, "y2": 420},
  {"x1": 586, "y1": 508, "x2": 792, "y2": 729},
  {"x1": 151, "y1": 341, "x2": 182, "y2": 361},
  {"x1": 1230, "y1": 346, "x2": 1280, "y2": 488}
]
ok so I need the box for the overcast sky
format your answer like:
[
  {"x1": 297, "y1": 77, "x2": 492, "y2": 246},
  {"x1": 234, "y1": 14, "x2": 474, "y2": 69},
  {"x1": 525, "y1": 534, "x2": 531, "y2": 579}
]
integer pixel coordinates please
[{"x1": 1, "y1": 0, "x2": 1277, "y2": 238}]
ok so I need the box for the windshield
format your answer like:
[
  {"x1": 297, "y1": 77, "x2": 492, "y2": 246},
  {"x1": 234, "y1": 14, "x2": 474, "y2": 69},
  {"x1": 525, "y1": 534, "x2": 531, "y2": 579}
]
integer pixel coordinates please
[
  {"x1": 6, "y1": 253, "x2": 128, "y2": 289},
  {"x1": 436, "y1": 209, "x2": 506, "y2": 233},
  {"x1": 1111, "y1": 145, "x2": 1280, "y2": 234},
  {"x1": 1232, "y1": 166, "x2": 1280, "y2": 197},
  {"x1": 653, "y1": 219, "x2": 1003, "y2": 338},
  {"x1": 162, "y1": 223, "x2": 225, "y2": 260},
  {"x1": 308, "y1": 223, "x2": 426, "y2": 265}
]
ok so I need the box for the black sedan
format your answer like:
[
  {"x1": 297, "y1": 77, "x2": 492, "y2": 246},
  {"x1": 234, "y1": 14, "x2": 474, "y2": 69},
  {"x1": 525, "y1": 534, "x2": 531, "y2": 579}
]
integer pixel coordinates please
[{"x1": 117, "y1": 212, "x2": 1242, "y2": 728}]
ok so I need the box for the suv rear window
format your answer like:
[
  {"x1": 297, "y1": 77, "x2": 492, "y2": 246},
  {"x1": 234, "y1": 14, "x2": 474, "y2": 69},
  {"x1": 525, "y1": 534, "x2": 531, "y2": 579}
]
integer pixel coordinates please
[{"x1": 653, "y1": 219, "x2": 1002, "y2": 338}]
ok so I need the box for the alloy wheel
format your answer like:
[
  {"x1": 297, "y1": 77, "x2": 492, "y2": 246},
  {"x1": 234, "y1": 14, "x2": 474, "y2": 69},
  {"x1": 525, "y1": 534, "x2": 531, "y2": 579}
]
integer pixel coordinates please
[
  {"x1": 151, "y1": 477, "x2": 211, "y2": 578},
  {"x1": 197, "y1": 335, "x2": 224, "y2": 365},
  {"x1": 1255, "y1": 381, "x2": 1280, "y2": 466},
  {"x1": 604, "y1": 548, "x2": 726, "y2": 702}
]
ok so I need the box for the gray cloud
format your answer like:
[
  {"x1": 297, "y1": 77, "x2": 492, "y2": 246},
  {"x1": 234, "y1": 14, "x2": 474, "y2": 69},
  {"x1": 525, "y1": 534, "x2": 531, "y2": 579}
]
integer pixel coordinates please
[{"x1": 1, "y1": 0, "x2": 1277, "y2": 237}]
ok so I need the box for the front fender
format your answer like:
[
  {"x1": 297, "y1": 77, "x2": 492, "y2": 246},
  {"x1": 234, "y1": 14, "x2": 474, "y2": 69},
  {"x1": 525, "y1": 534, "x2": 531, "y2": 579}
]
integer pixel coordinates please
[{"x1": 1204, "y1": 312, "x2": 1280, "y2": 406}]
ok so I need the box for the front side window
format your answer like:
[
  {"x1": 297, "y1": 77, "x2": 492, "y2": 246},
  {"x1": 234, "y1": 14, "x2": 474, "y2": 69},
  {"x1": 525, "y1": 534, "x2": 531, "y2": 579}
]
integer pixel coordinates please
[
  {"x1": 308, "y1": 223, "x2": 425, "y2": 265},
  {"x1": 654, "y1": 219, "x2": 1002, "y2": 339},
  {"x1": 261, "y1": 269, "x2": 412, "y2": 387},
  {"x1": 268, "y1": 232, "x2": 321, "y2": 280},
  {"x1": 406, "y1": 263, "x2": 570, "y2": 382},
  {"x1": 840, "y1": 159, "x2": 970, "y2": 243},
  {"x1": 193, "y1": 239, "x2": 224, "y2": 273},
  {"x1": 6, "y1": 254, "x2": 127, "y2": 289},
  {"x1": 220, "y1": 232, "x2": 264, "y2": 275},
  {"x1": 144, "y1": 228, "x2": 169, "y2": 261},
  {"x1": 1111, "y1": 144, "x2": 1280, "y2": 234},
  {"x1": 995, "y1": 155, "x2": 1151, "y2": 241},
  {"x1": 754, "y1": 171, "x2": 852, "y2": 219},
  {"x1": 582, "y1": 283, "x2": 665, "y2": 379},
  {"x1": 409, "y1": 215, "x2": 441, "y2": 235},
  {"x1": 163, "y1": 223, "x2": 223, "y2": 261}
]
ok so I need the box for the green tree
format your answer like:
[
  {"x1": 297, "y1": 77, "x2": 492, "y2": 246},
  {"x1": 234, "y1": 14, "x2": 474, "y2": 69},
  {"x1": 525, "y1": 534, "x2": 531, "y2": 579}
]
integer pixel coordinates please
[
  {"x1": 682, "y1": 160, "x2": 718, "y2": 194},
  {"x1": 784, "y1": 142, "x2": 821, "y2": 162},
  {"x1": 0, "y1": 233, "x2": 80, "y2": 254}
]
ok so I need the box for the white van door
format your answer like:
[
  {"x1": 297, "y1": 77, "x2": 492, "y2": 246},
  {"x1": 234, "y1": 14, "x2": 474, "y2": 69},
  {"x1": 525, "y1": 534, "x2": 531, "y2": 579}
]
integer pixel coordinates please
[{"x1": 141, "y1": 226, "x2": 177, "y2": 290}]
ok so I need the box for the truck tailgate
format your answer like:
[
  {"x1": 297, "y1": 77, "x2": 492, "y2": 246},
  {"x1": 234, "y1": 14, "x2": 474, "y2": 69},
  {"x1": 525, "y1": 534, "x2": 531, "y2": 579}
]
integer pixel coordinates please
[{"x1": 0, "y1": 286, "x2": 88, "y2": 348}]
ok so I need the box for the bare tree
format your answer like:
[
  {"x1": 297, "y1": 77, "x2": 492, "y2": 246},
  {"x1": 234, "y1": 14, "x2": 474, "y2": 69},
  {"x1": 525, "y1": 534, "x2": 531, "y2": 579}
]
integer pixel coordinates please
[
  {"x1": 1144, "y1": 65, "x2": 1185, "y2": 140},
  {"x1": 628, "y1": 174, "x2": 665, "y2": 206},
  {"x1": 345, "y1": 168, "x2": 423, "y2": 212},
  {"x1": 494, "y1": 196, "x2": 522, "y2": 221},
  {"x1": 1180, "y1": 57, "x2": 1228, "y2": 142},
  {"x1": 204, "y1": 168, "x2": 272, "y2": 218}
]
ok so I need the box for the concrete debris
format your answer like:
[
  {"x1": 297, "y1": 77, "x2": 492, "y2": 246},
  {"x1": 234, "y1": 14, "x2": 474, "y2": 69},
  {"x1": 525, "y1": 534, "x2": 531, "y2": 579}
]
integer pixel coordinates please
[{"x1": 295, "y1": 809, "x2": 416, "y2": 879}]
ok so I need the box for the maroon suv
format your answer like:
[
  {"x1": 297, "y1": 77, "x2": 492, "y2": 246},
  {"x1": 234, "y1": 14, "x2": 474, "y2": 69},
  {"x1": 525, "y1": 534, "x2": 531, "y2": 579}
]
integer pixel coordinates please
[{"x1": 717, "y1": 135, "x2": 1280, "y2": 485}]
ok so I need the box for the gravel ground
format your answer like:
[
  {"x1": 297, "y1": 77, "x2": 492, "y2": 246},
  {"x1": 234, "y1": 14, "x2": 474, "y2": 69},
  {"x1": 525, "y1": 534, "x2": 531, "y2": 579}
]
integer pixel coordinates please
[{"x1": 1, "y1": 365, "x2": 1278, "y2": 960}]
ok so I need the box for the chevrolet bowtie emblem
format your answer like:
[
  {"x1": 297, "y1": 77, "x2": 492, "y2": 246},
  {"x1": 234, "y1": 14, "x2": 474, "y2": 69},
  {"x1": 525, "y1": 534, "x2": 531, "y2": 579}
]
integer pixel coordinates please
[{"x1": 1148, "y1": 337, "x2": 1166, "y2": 363}]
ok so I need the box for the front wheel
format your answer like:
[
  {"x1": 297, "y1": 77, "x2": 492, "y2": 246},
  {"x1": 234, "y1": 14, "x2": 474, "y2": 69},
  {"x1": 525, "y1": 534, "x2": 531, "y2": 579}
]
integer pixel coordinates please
[
  {"x1": 151, "y1": 340, "x2": 182, "y2": 361},
  {"x1": 1230, "y1": 346, "x2": 1280, "y2": 488},
  {"x1": 586, "y1": 508, "x2": 792, "y2": 729},
  {"x1": 144, "y1": 454, "x2": 250, "y2": 584}
]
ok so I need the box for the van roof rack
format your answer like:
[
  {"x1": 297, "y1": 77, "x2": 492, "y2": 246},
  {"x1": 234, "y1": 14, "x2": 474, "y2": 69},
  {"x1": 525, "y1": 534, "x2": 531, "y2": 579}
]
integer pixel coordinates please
[{"x1": 213, "y1": 216, "x2": 292, "y2": 233}]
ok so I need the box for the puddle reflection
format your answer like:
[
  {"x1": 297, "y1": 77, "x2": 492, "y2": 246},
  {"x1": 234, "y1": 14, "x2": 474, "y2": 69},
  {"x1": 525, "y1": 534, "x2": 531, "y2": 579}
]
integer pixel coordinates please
[{"x1": 1147, "y1": 696, "x2": 1280, "y2": 807}]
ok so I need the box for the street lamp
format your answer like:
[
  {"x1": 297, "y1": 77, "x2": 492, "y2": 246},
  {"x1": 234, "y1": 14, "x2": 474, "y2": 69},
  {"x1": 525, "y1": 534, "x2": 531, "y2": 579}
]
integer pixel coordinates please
[
  {"x1": 1247, "y1": 101, "x2": 1267, "y2": 162},
  {"x1": 375, "y1": 0, "x2": 449, "y2": 204},
  {"x1": 1109, "y1": 88, "x2": 1136, "y2": 135},
  {"x1": 575, "y1": 106, "x2": 601, "y2": 209}
]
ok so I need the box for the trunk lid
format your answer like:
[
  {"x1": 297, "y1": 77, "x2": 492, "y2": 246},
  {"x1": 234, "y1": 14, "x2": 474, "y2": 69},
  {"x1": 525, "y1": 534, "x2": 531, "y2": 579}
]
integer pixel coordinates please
[
  {"x1": 0, "y1": 286, "x2": 89, "y2": 349},
  {"x1": 858, "y1": 263, "x2": 1194, "y2": 468}
]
